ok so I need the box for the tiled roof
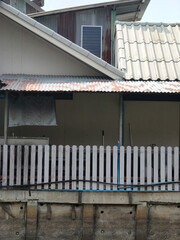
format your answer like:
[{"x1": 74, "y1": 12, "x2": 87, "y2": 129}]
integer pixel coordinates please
[
  {"x1": 116, "y1": 22, "x2": 180, "y2": 80},
  {"x1": 1, "y1": 75, "x2": 180, "y2": 93}
]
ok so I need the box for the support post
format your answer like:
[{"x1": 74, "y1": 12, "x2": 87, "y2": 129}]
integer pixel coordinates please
[
  {"x1": 119, "y1": 94, "x2": 123, "y2": 146},
  {"x1": 4, "y1": 92, "x2": 8, "y2": 145}
]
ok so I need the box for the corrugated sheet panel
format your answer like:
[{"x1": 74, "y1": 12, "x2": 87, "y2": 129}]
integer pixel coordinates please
[
  {"x1": 1, "y1": 75, "x2": 180, "y2": 93},
  {"x1": 116, "y1": 22, "x2": 180, "y2": 80}
]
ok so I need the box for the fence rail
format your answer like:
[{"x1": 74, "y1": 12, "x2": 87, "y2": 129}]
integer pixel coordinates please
[{"x1": 0, "y1": 145, "x2": 179, "y2": 191}]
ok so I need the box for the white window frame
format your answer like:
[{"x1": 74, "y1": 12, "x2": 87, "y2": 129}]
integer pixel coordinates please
[{"x1": 81, "y1": 25, "x2": 102, "y2": 58}]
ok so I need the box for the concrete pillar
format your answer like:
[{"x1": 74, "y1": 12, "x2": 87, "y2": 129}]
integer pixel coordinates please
[
  {"x1": 26, "y1": 200, "x2": 38, "y2": 240},
  {"x1": 135, "y1": 203, "x2": 148, "y2": 240},
  {"x1": 82, "y1": 204, "x2": 95, "y2": 240}
]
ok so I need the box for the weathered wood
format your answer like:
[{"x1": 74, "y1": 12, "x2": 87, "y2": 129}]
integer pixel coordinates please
[
  {"x1": 133, "y1": 146, "x2": 138, "y2": 191},
  {"x1": 2, "y1": 145, "x2": 8, "y2": 186},
  {"x1": 126, "y1": 146, "x2": 131, "y2": 190},
  {"x1": 9, "y1": 145, "x2": 15, "y2": 186},
  {"x1": 44, "y1": 145, "x2": 50, "y2": 189},
  {"x1": 99, "y1": 146, "x2": 104, "y2": 190},
  {"x1": 30, "y1": 145, "x2": 36, "y2": 189},
  {"x1": 154, "y1": 147, "x2": 159, "y2": 191},
  {"x1": 167, "y1": 147, "x2": 172, "y2": 191},
  {"x1": 160, "y1": 146, "x2": 166, "y2": 191},
  {"x1": 140, "y1": 147, "x2": 145, "y2": 191},
  {"x1": 120, "y1": 146, "x2": 125, "y2": 190},
  {"x1": 16, "y1": 145, "x2": 22, "y2": 186},
  {"x1": 51, "y1": 145, "x2": 56, "y2": 189},
  {"x1": 23, "y1": 145, "x2": 29, "y2": 185},
  {"x1": 37, "y1": 145, "x2": 43, "y2": 190},
  {"x1": 72, "y1": 145, "x2": 77, "y2": 190},
  {"x1": 106, "y1": 146, "x2": 111, "y2": 190},
  {"x1": 147, "y1": 146, "x2": 152, "y2": 191},
  {"x1": 174, "y1": 147, "x2": 179, "y2": 191},
  {"x1": 58, "y1": 145, "x2": 63, "y2": 190},
  {"x1": 113, "y1": 146, "x2": 118, "y2": 190},
  {"x1": 79, "y1": 146, "x2": 84, "y2": 190},
  {"x1": 92, "y1": 146, "x2": 97, "y2": 190},
  {"x1": 65, "y1": 145, "x2": 70, "y2": 190},
  {"x1": 85, "y1": 146, "x2": 91, "y2": 190}
]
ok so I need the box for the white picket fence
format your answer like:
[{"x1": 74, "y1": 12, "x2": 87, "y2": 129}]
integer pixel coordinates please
[{"x1": 0, "y1": 145, "x2": 179, "y2": 191}]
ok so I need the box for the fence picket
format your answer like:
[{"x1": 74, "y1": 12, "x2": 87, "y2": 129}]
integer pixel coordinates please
[
  {"x1": 78, "y1": 146, "x2": 84, "y2": 190},
  {"x1": 51, "y1": 145, "x2": 56, "y2": 189},
  {"x1": 9, "y1": 145, "x2": 15, "y2": 186},
  {"x1": 120, "y1": 146, "x2": 125, "y2": 190},
  {"x1": 58, "y1": 145, "x2": 63, "y2": 190},
  {"x1": 154, "y1": 147, "x2": 159, "y2": 191},
  {"x1": 16, "y1": 145, "x2": 22, "y2": 186},
  {"x1": 113, "y1": 146, "x2": 118, "y2": 191},
  {"x1": 30, "y1": 145, "x2": 36, "y2": 189},
  {"x1": 133, "y1": 146, "x2": 138, "y2": 191},
  {"x1": 65, "y1": 145, "x2": 70, "y2": 190},
  {"x1": 37, "y1": 145, "x2": 42, "y2": 189},
  {"x1": 23, "y1": 145, "x2": 29, "y2": 185},
  {"x1": 140, "y1": 147, "x2": 145, "y2": 191},
  {"x1": 160, "y1": 146, "x2": 166, "y2": 191},
  {"x1": 174, "y1": 147, "x2": 179, "y2": 191},
  {"x1": 85, "y1": 146, "x2": 91, "y2": 190},
  {"x1": 126, "y1": 146, "x2": 131, "y2": 190},
  {"x1": 2, "y1": 145, "x2": 8, "y2": 186},
  {"x1": 99, "y1": 146, "x2": 104, "y2": 190},
  {"x1": 92, "y1": 146, "x2": 97, "y2": 190},
  {"x1": 167, "y1": 147, "x2": 172, "y2": 191},
  {"x1": 147, "y1": 146, "x2": 152, "y2": 191},
  {"x1": 44, "y1": 145, "x2": 50, "y2": 189},
  {"x1": 72, "y1": 145, "x2": 77, "y2": 190},
  {"x1": 106, "y1": 146, "x2": 111, "y2": 190}
]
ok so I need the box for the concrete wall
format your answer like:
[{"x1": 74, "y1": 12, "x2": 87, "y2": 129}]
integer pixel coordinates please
[{"x1": 0, "y1": 14, "x2": 103, "y2": 76}]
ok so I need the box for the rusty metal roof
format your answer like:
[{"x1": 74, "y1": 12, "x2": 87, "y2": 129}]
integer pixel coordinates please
[
  {"x1": 1, "y1": 75, "x2": 180, "y2": 93},
  {"x1": 115, "y1": 21, "x2": 180, "y2": 81}
]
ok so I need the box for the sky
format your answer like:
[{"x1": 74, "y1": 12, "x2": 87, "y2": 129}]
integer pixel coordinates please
[{"x1": 43, "y1": 0, "x2": 180, "y2": 22}]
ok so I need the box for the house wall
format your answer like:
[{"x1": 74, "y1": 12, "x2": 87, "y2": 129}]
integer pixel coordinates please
[{"x1": 0, "y1": 14, "x2": 104, "y2": 77}]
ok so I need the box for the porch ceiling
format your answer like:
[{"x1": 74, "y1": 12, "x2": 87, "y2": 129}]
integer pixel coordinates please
[{"x1": 1, "y1": 74, "x2": 180, "y2": 93}]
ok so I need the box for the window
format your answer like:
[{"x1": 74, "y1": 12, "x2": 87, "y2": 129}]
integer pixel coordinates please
[{"x1": 81, "y1": 25, "x2": 102, "y2": 58}]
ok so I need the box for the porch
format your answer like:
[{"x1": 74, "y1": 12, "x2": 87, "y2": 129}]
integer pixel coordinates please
[{"x1": 1, "y1": 144, "x2": 179, "y2": 192}]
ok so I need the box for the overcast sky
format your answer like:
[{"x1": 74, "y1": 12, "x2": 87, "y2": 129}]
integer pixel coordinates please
[{"x1": 43, "y1": 0, "x2": 180, "y2": 22}]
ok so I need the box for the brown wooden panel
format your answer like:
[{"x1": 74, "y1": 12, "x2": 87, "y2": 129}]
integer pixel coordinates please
[{"x1": 58, "y1": 12, "x2": 75, "y2": 43}]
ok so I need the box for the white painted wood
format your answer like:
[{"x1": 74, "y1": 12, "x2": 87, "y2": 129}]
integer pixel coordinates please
[
  {"x1": 30, "y1": 145, "x2": 36, "y2": 189},
  {"x1": 160, "y1": 146, "x2": 166, "y2": 191},
  {"x1": 106, "y1": 146, "x2": 111, "y2": 190},
  {"x1": 85, "y1": 146, "x2": 91, "y2": 190},
  {"x1": 174, "y1": 147, "x2": 179, "y2": 191},
  {"x1": 154, "y1": 147, "x2": 159, "y2": 191},
  {"x1": 120, "y1": 146, "x2": 125, "y2": 190},
  {"x1": 78, "y1": 146, "x2": 84, "y2": 190},
  {"x1": 23, "y1": 145, "x2": 29, "y2": 185},
  {"x1": 58, "y1": 145, "x2": 63, "y2": 190},
  {"x1": 140, "y1": 147, "x2": 145, "y2": 191},
  {"x1": 147, "y1": 146, "x2": 152, "y2": 191},
  {"x1": 126, "y1": 146, "x2": 131, "y2": 190},
  {"x1": 2, "y1": 145, "x2": 8, "y2": 186},
  {"x1": 72, "y1": 145, "x2": 77, "y2": 190},
  {"x1": 65, "y1": 145, "x2": 70, "y2": 190},
  {"x1": 167, "y1": 147, "x2": 172, "y2": 191},
  {"x1": 92, "y1": 146, "x2": 97, "y2": 190},
  {"x1": 99, "y1": 146, "x2": 104, "y2": 190},
  {"x1": 9, "y1": 145, "x2": 15, "y2": 186},
  {"x1": 37, "y1": 145, "x2": 43, "y2": 190},
  {"x1": 113, "y1": 146, "x2": 118, "y2": 191},
  {"x1": 44, "y1": 145, "x2": 50, "y2": 189},
  {"x1": 16, "y1": 145, "x2": 22, "y2": 186},
  {"x1": 51, "y1": 145, "x2": 56, "y2": 189},
  {"x1": 133, "y1": 146, "x2": 138, "y2": 191}
]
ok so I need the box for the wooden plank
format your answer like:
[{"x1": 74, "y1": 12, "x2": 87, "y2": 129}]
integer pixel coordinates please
[
  {"x1": 120, "y1": 146, "x2": 125, "y2": 190},
  {"x1": 65, "y1": 145, "x2": 70, "y2": 190},
  {"x1": 37, "y1": 145, "x2": 43, "y2": 190},
  {"x1": 9, "y1": 145, "x2": 15, "y2": 186},
  {"x1": 106, "y1": 146, "x2": 111, "y2": 190},
  {"x1": 167, "y1": 147, "x2": 172, "y2": 191},
  {"x1": 85, "y1": 146, "x2": 91, "y2": 190},
  {"x1": 99, "y1": 146, "x2": 104, "y2": 190},
  {"x1": 44, "y1": 145, "x2": 50, "y2": 189},
  {"x1": 147, "y1": 146, "x2": 152, "y2": 191},
  {"x1": 30, "y1": 145, "x2": 36, "y2": 189},
  {"x1": 174, "y1": 147, "x2": 179, "y2": 191},
  {"x1": 92, "y1": 146, "x2": 97, "y2": 190},
  {"x1": 2, "y1": 145, "x2": 8, "y2": 186},
  {"x1": 113, "y1": 146, "x2": 118, "y2": 191},
  {"x1": 23, "y1": 145, "x2": 29, "y2": 185},
  {"x1": 160, "y1": 146, "x2": 166, "y2": 191},
  {"x1": 16, "y1": 145, "x2": 22, "y2": 186},
  {"x1": 51, "y1": 145, "x2": 56, "y2": 189},
  {"x1": 78, "y1": 146, "x2": 84, "y2": 190},
  {"x1": 58, "y1": 145, "x2": 63, "y2": 190},
  {"x1": 133, "y1": 146, "x2": 138, "y2": 191},
  {"x1": 126, "y1": 146, "x2": 131, "y2": 190},
  {"x1": 154, "y1": 147, "x2": 159, "y2": 191},
  {"x1": 72, "y1": 145, "x2": 77, "y2": 190},
  {"x1": 140, "y1": 147, "x2": 145, "y2": 191}
]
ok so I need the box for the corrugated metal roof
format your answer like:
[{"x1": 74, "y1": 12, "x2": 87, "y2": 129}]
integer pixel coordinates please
[
  {"x1": 115, "y1": 21, "x2": 180, "y2": 81},
  {"x1": 1, "y1": 75, "x2": 180, "y2": 93}
]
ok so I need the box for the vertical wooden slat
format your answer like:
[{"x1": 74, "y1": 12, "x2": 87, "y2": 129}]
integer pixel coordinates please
[
  {"x1": 72, "y1": 145, "x2": 77, "y2": 190},
  {"x1": 160, "y1": 146, "x2": 166, "y2": 191},
  {"x1": 92, "y1": 146, "x2": 97, "y2": 190},
  {"x1": 113, "y1": 146, "x2": 118, "y2": 191},
  {"x1": 85, "y1": 146, "x2": 91, "y2": 190},
  {"x1": 37, "y1": 145, "x2": 42, "y2": 190},
  {"x1": 58, "y1": 145, "x2": 63, "y2": 190},
  {"x1": 154, "y1": 147, "x2": 159, "y2": 191},
  {"x1": 16, "y1": 145, "x2": 22, "y2": 186},
  {"x1": 44, "y1": 145, "x2": 50, "y2": 189},
  {"x1": 2, "y1": 145, "x2": 8, "y2": 186},
  {"x1": 9, "y1": 145, "x2": 15, "y2": 186},
  {"x1": 167, "y1": 147, "x2": 172, "y2": 191},
  {"x1": 106, "y1": 146, "x2": 111, "y2": 190},
  {"x1": 120, "y1": 146, "x2": 125, "y2": 190},
  {"x1": 174, "y1": 147, "x2": 179, "y2": 191},
  {"x1": 126, "y1": 146, "x2": 131, "y2": 190},
  {"x1": 99, "y1": 146, "x2": 104, "y2": 190},
  {"x1": 65, "y1": 145, "x2": 70, "y2": 190},
  {"x1": 23, "y1": 145, "x2": 29, "y2": 185},
  {"x1": 78, "y1": 146, "x2": 84, "y2": 190},
  {"x1": 140, "y1": 147, "x2": 145, "y2": 191},
  {"x1": 133, "y1": 146, "x2": 138, "y2": 191},
  {"x1": 30, "y1": 145, "x2": 36, "y2": 189},
  {"x1": 147, "y1": 146, "x2": 152, "y2": 191},
  {"x1": 51, "y1": 145, "x2": 56, "y2": 189}
]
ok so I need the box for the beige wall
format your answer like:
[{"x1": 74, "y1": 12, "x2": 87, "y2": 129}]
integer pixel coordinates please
[
  {"x1": 0, "y1": 14, "x2": 104, "y2": 76},
  {"x1": 124, "y1": 101, "x2": 179, "y2": 147}
]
